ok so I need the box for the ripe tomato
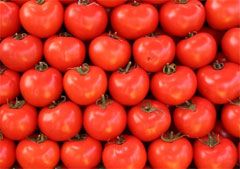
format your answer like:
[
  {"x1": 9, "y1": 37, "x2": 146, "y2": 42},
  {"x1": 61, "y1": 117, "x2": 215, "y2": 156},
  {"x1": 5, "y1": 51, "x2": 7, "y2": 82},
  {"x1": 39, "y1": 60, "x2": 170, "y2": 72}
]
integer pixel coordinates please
[
  {"x1": 197, "y1": 62, "x2": 240, "y2": 104},
  {"x1": 143, "y1": 0, "x2": 169, "y2": 4},
  {"x1": 0, "y1": 99, "x2": 37, "y2": 140},
  {"x1": 148, "y1": 132, "x2": 193, "y2": 169},
  {"x1": 0, "y1": 33, "x2": 42, "y2": 72},
  {"x1": 194, "y1": 134, "x2": 238, "y2": 169},
  {"x1": 111, "y1": 2, "x2": 158, "y2": 39},
  {"x1": 16, "y1": 134, "x2": 60, "y2": 169},
  {"x1": 38, "y1": 97, "x2": 82, "y2": 141},
  {"x1": 102, "y1": 135, "x2": 147, "y2": 169},
  {"x1": 96, "y1": 0, "x2": 126, "y2": 7},
  {"x1": 205, "y1": 0, "x2": 240, "y2": 30},
  {"x1": 174, "y1": 96, "x2": 216, "y2": 138},
  {"x1": 151, "y1": 64, "x2": 197, "y2": 105},
  {"x1": 0, "y1": 1, "x2": 20, "y2": 38},
  {"x1": 19, "y1": 0, "x2": 64, "y2": 38},
  {"x1": 64, "y1": 1, "x2": 108, "y2": 41},
  {"x1": 199, "y1": 27, "x2": 225, "y2": 46},
  {"x1": 133, "y1": 35, "x2": 175, "y2": 72},
  {"x1": 61, "y1": 134, "x2": 102, "y2": 169},
  {"x1": 20, "y1": 62, "x2": 63, "y2": 107},
  {"x1": 89, "y1": 33, "x2": 131, "y2": 71},
  {"x1": 222, "y1": 28, "x2": 240, "y2": 64},
  {"x1": 44, "y1": 33, "x2": 86, "y2": 72},
  {"x1": 64, "y1": 64, "x2": 107, "y2": 105},
  {"x1": 0, "y1": 135, "x2": 15, "y2": 169},
  {"x1": 159, "y1": 0, "x2": 205, "y2": 37},
  {"x1": 128, "y1": 99, "x2": 171, "y2": 142},
  {"x1": 177, "y1": 32, "x2": 217, "y2": 68},
  {"x1": 109, "y1": 63, "x2": 149, "y2": 105}
]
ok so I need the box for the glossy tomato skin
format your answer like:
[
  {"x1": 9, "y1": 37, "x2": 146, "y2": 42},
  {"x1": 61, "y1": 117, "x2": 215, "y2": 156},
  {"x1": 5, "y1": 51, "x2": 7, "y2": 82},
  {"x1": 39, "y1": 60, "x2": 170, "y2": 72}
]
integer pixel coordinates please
[
  {"x1": 61, "y1": 135, "x2": 102, "y2": 168},
  {"x1": 111, "y1": 3, "x2": 158, "y2": 39},
  {"x1": 0, "y1": 1, "x2": 20, "y2": 38},
  {"x1": 0, "y1": 69, "x2": 20, "y2": 105},
  {"x1": 102, "y1": 135, "x2": 147, "y2": 169},
  {"x1": 148, "y1": 138, "x2": 193, "y2": 169},
  {"x1": 174, "y1": 96, "x2": 216, "y2": 138},
  {"x1": 205, "y1": 0, "x2": 240, "y2": 30},
  {"x1": 0, "y1": 34, "x2": 42, "y2": 72},
  {"x1": 44, "y1": 35, "x2": 86, "y2": 72},
  {"x1": 89, "y1": 34, "x2": 131, "y2": 71},
  {"x1": 177, "y1": 33, "x2": 217, "y2": 68},
  {"x1": 222, "y1": 28, "x2": 240, "y2": 64},
  {"x1": 133, "y1": 35, "x2": 175, "y2": 72},
  {"x1": 151, "y1": 65, "x2": 197, "y2": 105},
  {"x1": 159, "y1": 0, "x2": 205, "y2": 37},
  {"x1": 197, "y1": 62, "x2": 240, "y2": 104},
  {"x1": 20, "y1": 0, "x2": 64, "y2": 38},
  {"x1": 64, "y1": 2, "x2": 108, "y2": 41},
  {"x1": 96, "y1": 0, "x2": 127, "y2": 7},
  {"x1": 128, "y1": 99, "x2": 171, "y2": 142},
  {"x1": 38, "y1": 101, "x2": 82, "y2": 141},
  {"x1": 109, "y1": 66, "x2": 149, "y2": 106},
  {"x1": 0, "y1": 137, "x2": 15, "y2": 169}
]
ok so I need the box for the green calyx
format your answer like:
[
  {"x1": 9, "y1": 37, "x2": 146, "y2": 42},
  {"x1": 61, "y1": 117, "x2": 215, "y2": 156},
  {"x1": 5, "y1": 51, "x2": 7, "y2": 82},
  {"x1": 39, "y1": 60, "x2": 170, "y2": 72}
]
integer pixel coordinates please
[
  {"x1": 71, "y1": 133, "x2": 87, "y2": 141},
  {"x1": 48, "y1": 96, "x2": 66, "y2": 109},
  {"x1": 177, "y1": 100, "x2": 196, "y2": 111},
  {"x1": 8, "y1": 98, "x2": 25, "y2": 109},
  {"x1": 163, "y1": 63, "x2": 176, "y2": 75},
  {"x1": 115, "y1": 135, "x2": 126, "y2": 145},
  {"x1": 13, "y1": 33, "x2": 27, "y2": 40},
  {"x1": 161, "y1": 131, "x2": 184, "y2": 142},
  {"x1": 212, "y1": 60, "x2": 224, "y2": 70},
  {"x1": 96, "y1": 95, "x2": 111, "y2": 109},
  {"x1": 35, "y1": 62, "x2": 49, "y2": 72},
  {"x1": 36, "y1": 0, "x2": 45, "y2": 5},
  {"x1": 119, "y1": 61, "x2": 133, "y2": 74},
  {"x1": 141, "y1": 101, "x2": 159, "y2": 113},
  {"x1": 200, "y1": 133, "x2": 220, "y2": 148},
  {"x1": 29, "y1": 133, "x2": 48, "y2": 144},
  {"x1": 75, "y1": 63, "x2": 90, "y2": 75}
]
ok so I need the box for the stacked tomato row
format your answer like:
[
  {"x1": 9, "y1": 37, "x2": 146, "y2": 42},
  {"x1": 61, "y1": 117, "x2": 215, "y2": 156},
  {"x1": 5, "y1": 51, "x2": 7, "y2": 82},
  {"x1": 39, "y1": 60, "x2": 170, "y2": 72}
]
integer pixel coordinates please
[{"x1": 0, "y1": 0, "x2": 240, "y2": 168}]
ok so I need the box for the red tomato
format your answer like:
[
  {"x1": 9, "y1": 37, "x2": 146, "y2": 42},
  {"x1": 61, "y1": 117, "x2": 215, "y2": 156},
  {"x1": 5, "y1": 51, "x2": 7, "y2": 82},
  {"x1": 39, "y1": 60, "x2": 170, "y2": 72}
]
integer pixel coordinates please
[
  {"x1": 160, "y1": 0, "x2": 205, "y2": 37},
  {"x1": 38, "y1": 98, "x2": 82, "y2": 141},
  {"x1": 0, "y1": 1, "x2": 20, "y2": 38},
  {"x1": 0, "y1": 99, "x2": 37, "y2": 140},
  {"x1": 63, "y1": 64, "x2": 107, "y2": 105},
  {"x1": 174, "y1": 96, "x2": 216, "y2": 138},
  {"x1": 128, "y1": 99, "x2": 171, "y2": 142},
  {"x1": 102, "y1": 135, "x2": 147, "y2": 169},
  {"x1": 111, "y1": 2, "x2": 158, "y2": 39},
  {"x1": 194, "y1": 134, "x2": 238, "y2": 169},
  {"x1": 16, "y1": 134, "x2": 60, "y2": 169},
  {"x1": 151, "y1": 64, "x2": 197, "y2": 105},
  {"x1": 199, "y1": 27, "x2": 225, "y2": 46},
  {"x1": 0, "y1": 136, "x2": 15, "y2": 169},
  {"x1": 197, "y1": 62, "x2": 240, "y2": 104},
  {"x1": 0, "y1": 33, "x2": 42, "y2": 72},
  {"x1": 148, "y1": 133, "x2": 193, "y2": 169},
  {"x1": 44, "y1": 33, "x2": 86, "y2": 72},
  {"x1": 109, "y1": 63, "x2": 149, "y2": 106},
  {"x1": 96, "y1": 0, "x2": 126, "y2": 7},
  {"x1": 143, "y1": 0, "x2": 169, "y2": 4},
  {"x1": 61, "y1": 134, "x2": 102, "y2": 169},
  {"x1": 19, "y1": 0, "x2": 64, "y2": 38},
  {"x1": 64, "y1": 1, "x2": 108, "y2": 41},
  {"x1": 213, "y1": 121, "x2": 235, "y2": 140},
  {"x1": 205, "y1": 0, "x2": 240, "y2": 30},
  {"x1": 133, "y1": 35, "x2": 175, "y2": 72},
  {"x1": 20, "y1": 62, "x2": 63, "y2": 107},
  {"x1": 177, "y1": 32, "x2": 217, "y2": 68},
  {"x1": 89, "y1": 33, "x2": 131, "y2": 71},
  {"x1": 222, "y1": 28, "x2": 240, "y2": 64}
]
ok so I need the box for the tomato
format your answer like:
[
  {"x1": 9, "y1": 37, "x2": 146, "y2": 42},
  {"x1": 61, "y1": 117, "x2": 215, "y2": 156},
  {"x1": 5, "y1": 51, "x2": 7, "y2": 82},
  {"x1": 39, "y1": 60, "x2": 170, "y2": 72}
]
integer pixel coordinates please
[
  {"x1": 64, "y1": 64, "x2": 107, "y2": 105},
  {"x1": 16, "y1": 134, "x2": 60, "y2": 169},
  {"x1": 143, "y1": 0, "x2": 169, "y2": 4},
  {"x1": 194, "y1": 134, "x2": 238, "y2": 169},
  {"x1": 64, "y1": 1, "x2": 108, "y2": 41},
  {"x1": 159, "y1": 0, "x2": 205, "y2": 37},
  {"x1": 128, "y1": 99, "x2": 171, "y2": 142},
  {"x1": 19, "y1": 0, "x2": 64, "y2": 38},
  {"x1": 111, "y1": 2, "x2": 158, "y2": 39},
  {"x1": 109, "y1": 63, "x2": 149, "y2": 106},
  {"x1": 44, "y1": 33, "x2": 86, "y2": 72},
  {"x1": 96, "y1": 0, "x2": 126, "y2": 7},
  {"x1": 133, "y1": 35, "x2": 175, "y2": 72},
  {"x1": 197, "y1": 62, "x2": 240, "y2": 104},
  {"x1": 0, "y1": 1, "x2": 20, "y2": 38},
  {"x1": 38, "y1": 97, "x2": 82, "y2": 141},
  {"x1": 61, "y1": 134, "x2": 102, "y2": 169},
  {"x1": 151, "y1": 64, "x2": 197, "y2": 105},
  {"x1": 0, "y1": 33, "x2": 42, "y2": 72},
  {"x1": 176, "y1": 32, "x2": 217, "y2": 68},
  {"x1": 213, "y1": 121, "x2": 235, "y2": 140},
  {"x1": 20, "y1": 62, "x2": 63, "y2": 107},
  {"x1": 89, "y1": 33, "x2": 131, "y2": 71},
  {"x1": 222, "y1": 28, "x2": 240, "y2": 64},
  {"x1": 102, "y1": 135, "x2": 147, "y2": 169},
  {"x1": 205, "y1": 0, "x2": 240, "y2": 30},
  {"x1": 174, "y1": 96, "x2": 216, "y2": 138},
  {"x1": 0, "y1": 135, "x2": 15, "y2": 169},
  {"x1": 199, "y1": 27, "x2": 225, "y2": 46},
  {"x1": 148, "y1": 132, "x2": 193, "y2": 169}
]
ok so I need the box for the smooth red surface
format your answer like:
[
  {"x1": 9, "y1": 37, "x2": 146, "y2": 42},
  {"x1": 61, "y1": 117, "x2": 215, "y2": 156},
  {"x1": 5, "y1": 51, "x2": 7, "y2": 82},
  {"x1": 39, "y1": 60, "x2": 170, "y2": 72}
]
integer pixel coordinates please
[{"x1": 0, "y1": 138, "x2": 15, "y2": 169}]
